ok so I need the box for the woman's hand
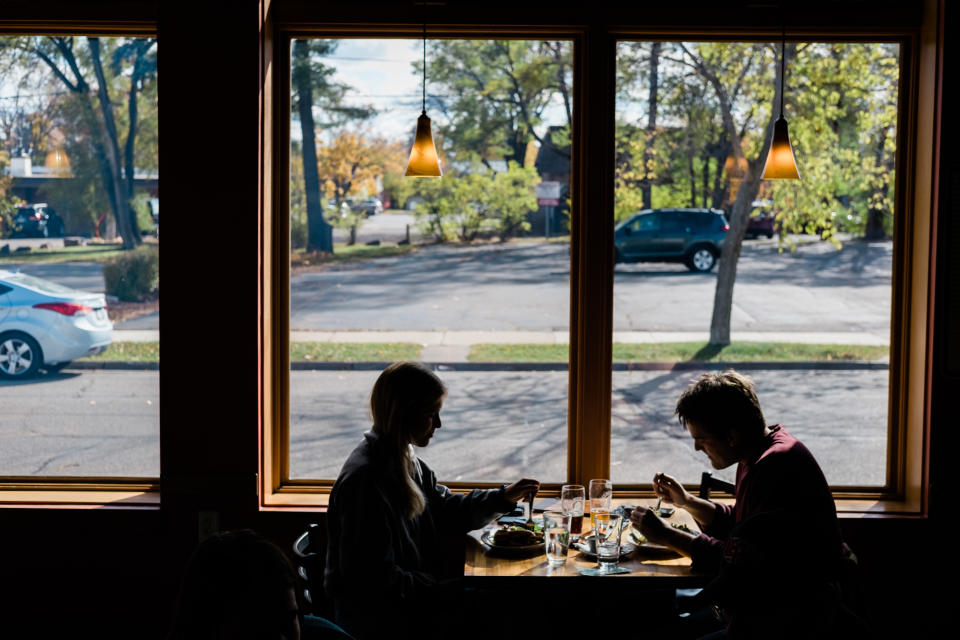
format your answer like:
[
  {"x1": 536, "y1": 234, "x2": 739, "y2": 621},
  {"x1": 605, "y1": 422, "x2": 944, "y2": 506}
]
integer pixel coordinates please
[
  {"x1": 503, "y1": 478, "x2": 540, "y2": 502},
  {"x1": 629, "y1": 505, "x2": 670, "y2": 544},
  {"x1": 653, "y1": 472, "x2": 691, "y2": 508}
]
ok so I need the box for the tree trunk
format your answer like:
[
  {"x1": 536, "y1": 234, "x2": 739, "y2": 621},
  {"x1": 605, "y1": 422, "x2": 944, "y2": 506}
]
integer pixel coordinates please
[
  {"x1": 293, "y1": 40, "x2": 333, "y2": 253},
  {"x1": 864, "y1": 129, "x2": 890, "y2": 240},
  {"x1": 708, "y1": 46, "x2": 788, "y2": 346},
  {"x1": 123, "y1": 44, "x2": 149, "y2": 245},
  {"x1": 640, "y1": 42, "x2": 661, "y2": 210},
  {"x1": 89, "y1": 38, "x2": 137, "y2": 250}
]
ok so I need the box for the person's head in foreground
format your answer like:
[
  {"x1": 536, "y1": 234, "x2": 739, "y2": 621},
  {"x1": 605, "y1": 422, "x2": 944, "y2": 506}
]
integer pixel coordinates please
[
  {"x1": 169, "y1": 529, "x2": 301, "y2": 640},
  {"x1": 370, "y1": 361, "x2": 447, "y2": 518},
  {"x1": 675, "y1": 370, "x2": 767, "y2": 469}
]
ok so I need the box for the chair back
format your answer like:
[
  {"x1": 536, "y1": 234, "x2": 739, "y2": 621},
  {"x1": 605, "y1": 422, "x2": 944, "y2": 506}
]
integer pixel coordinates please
[
  {"x1": 698, "y1": 471, "x2": 735, "y2": 500},
  {"x1": 292, "y1": 523, "x2": 329, "y2": 618}
]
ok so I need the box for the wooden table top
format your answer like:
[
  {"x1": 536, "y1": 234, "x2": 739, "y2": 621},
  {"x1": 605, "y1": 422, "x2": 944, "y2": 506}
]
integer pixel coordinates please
[{"x1": 463, "y1": 502, "x2": 710, "y2": 588}]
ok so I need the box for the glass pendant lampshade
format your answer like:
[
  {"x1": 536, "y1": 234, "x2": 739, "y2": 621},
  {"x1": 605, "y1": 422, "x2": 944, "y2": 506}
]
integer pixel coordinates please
[
  {"x1": 762, "y1": 33, "x2": 800, "y2": 180},
  {"x1": 405, "y1": 110, "x2": 442, "y2": 177},
  {"x1": 406, "y1": 17, "x2": 441, "y2": 178},
  {"x1": 761, "y1": 116, "x2": 799, "y2": 179}
]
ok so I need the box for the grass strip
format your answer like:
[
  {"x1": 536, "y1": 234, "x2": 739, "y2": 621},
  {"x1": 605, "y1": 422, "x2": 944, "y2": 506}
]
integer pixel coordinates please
[
  {"x1": 290, "y1": 342, "x2": 421, "y2": 362},
  {"x1": 291, "y1": 243, "x2": 416, "y2": 267},
  {"x1": 468, "y1": 342, "x2": 889, "y2": 363},
  {"x1": 83, "y1": 341, "x2": 160, "y2": 362},
  {"x1": 0, "y1": 243, "x2": 128, "y2": 264}
]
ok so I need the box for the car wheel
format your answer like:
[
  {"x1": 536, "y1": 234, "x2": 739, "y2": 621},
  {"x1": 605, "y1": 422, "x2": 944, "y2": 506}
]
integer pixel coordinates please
[
  {"x1": 686, "y1": 246, "x2": 717, "y2": 272},
  {"x1": 614, "y1": 248, "x2": 624, "y2": 264},
  {"x1": 0, "y1": 332, "x2": 43, "y2": 379},
  {"x1": 766, "y1": 230, "x2": 774, "y2": 239}
]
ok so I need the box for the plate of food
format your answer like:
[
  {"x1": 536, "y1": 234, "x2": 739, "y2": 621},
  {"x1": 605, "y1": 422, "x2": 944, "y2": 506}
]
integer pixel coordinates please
[{"x1": 479, "y1": 523, "x2": 546, "y2": 555}]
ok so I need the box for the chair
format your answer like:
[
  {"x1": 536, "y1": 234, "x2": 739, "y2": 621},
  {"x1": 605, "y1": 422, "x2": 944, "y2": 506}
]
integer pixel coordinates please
[
  {"x1": 698, "y1": 471, "x2": 735, "y2": 500},
  {"x1": 292, "y1": 523, "x2": 330, "y2": 618}
]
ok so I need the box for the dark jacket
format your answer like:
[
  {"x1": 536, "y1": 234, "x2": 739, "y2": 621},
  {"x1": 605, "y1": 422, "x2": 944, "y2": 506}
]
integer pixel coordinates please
[{"x1": 324, "y1": 431, "x2": 515, "y2": 639}]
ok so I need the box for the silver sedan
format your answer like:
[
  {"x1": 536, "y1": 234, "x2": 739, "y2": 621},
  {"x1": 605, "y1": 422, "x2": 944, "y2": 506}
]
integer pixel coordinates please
[{"x1": 0, "y1": 269, "x2": 112, "y2": 378}]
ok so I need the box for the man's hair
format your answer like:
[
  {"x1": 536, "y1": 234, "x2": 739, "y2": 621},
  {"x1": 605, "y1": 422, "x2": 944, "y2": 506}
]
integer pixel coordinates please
[{"x1": 675, "y1": 370, "x2": 766, "y2": 439}]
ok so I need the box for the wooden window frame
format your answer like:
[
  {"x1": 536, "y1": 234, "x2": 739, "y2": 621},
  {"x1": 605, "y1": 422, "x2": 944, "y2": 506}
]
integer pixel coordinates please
[
  {"x1": 0, "y1": 19, "x2": 159, "y2": 507},
  {"x1": 259, "y1": 11, "x2": 938, "y2": 517}
]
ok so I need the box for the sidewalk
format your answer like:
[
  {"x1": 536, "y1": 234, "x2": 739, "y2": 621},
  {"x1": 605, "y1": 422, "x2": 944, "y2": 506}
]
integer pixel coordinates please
[{"x1": 114, "y1": 329, "x2": 890, "y2": 362}]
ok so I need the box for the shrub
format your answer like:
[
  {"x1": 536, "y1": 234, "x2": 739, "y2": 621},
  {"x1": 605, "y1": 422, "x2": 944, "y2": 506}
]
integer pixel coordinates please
[{"x1": 103, "y1": 246, "x2": 159, "y2": 301}]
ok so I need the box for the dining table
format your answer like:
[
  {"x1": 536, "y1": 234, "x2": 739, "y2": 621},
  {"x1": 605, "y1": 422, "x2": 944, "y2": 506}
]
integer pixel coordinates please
[{"x1": 463, "y1": 499, "x2": 711, "y2": 591}]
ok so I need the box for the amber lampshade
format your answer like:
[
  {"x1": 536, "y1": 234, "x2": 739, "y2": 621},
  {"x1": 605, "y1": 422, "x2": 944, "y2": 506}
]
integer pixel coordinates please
[
  {"x1": 761, "y1": 116, "x2": 800, "y2": 180},
  {"x1": 405, "y1": 111, "x2": 442, "y2": 177}
]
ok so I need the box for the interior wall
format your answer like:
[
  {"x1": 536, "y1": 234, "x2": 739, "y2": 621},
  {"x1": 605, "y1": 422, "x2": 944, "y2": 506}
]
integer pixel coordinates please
[{"x1": 0, "y1": 1, "x2": 950, "y2": 636}]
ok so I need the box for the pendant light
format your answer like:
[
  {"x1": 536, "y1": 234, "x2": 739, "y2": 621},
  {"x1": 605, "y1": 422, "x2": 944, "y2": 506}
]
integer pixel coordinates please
[
  {"x1": 762, "y1": 29, "x2": 800, "y2": 180},
  {"x1": 405, "y1": 15, "x2": 442, "y2": 177}
]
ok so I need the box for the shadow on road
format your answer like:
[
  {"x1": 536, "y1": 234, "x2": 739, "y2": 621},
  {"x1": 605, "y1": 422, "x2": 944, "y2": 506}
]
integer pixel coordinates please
[{"x1": 0, "y1": 371, "x2": 82, "y2": 387}]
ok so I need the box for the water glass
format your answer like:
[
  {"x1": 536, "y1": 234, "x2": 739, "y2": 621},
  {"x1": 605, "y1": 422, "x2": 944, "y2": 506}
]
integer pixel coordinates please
[
  {"x1": 593, "y1": 511, "x2": 622, "y2": 573},
  {"x1": 560, "y1": 484, "x2": 585, "y2": 534},
  {"x1": 542, "y1": 511, "x2": 571, "y2": 566}
]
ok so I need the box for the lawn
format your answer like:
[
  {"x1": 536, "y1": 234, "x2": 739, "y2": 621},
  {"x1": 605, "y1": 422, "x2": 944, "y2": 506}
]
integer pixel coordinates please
[
  {"x1": 0, "y1": 243, "x2": 129, "y2": 264},
  {"x1": 467, "y1": 342, "x2": 890, "y2": 363}
]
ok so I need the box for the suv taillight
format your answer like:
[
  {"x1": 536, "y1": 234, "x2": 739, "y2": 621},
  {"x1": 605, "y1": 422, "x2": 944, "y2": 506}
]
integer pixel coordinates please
[
  {"x1": 722, "y1": 223, "x2": 730, "y2": 231},
  {"x1": 33, "y1": 302, "x2": 92, "y2": 316}
]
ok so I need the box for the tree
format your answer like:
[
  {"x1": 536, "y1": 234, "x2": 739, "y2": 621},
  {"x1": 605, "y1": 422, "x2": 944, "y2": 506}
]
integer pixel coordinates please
[
  {"x1": 291, "y1": 39, "x2": 374, "y2": 253},
  {"x1": 424, "y1": 40, "x2": 572, "y2": 169}
]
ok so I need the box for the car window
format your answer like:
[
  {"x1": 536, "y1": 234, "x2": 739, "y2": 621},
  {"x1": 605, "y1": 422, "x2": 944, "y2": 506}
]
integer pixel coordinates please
[
  {"x1": 2, "y1": 272, "x2": 77, "y2": 295},
  {"x1": 0, "y1": 284, "x2": 11, "y2": 295},
  {"x1": 660, "y1": 213, "x2": 687, "y2": 232},
  {"x1": 630, "y1": 213, "x2": 659, "y2": 232}
]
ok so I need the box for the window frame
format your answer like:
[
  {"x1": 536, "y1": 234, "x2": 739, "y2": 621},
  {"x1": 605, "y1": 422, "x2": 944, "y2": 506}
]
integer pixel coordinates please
[
  {"x1": 261, "y1": 19, "x2": 935, "y2": 516},
  {"x1": 0, "y1": 22, "x2": 160, "y2": 506}
]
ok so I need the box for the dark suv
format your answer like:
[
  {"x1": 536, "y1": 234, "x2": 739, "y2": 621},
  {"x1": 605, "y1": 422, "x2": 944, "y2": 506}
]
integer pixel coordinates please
[
  {"x1": 12, "y1": 204, "x2": 64, "y2": 238},
  {"x1": 614, "y1": 208, "x2": 729, "y2": 272}
]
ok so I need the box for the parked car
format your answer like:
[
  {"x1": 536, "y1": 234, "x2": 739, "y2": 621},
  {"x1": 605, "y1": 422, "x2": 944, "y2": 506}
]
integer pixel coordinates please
[
  {"x1": 11, "y1": 204, "x2": 64, "y2": 238},
  {"x1": 614, "y1": 208, "x2": 729, "y2": 272},
  {"x1": 746, "y1": 210, "x2": 777, "y2": 239},
  {"x1": 0, "y1": 269, "x2": 112, "y2": 378},
  {"x1": 353, "y1": 198, "x2": 383, "y2": 217}
]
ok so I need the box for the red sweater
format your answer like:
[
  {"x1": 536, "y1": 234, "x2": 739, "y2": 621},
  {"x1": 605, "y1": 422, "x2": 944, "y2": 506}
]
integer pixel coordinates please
[{"x1": 689, "y1": 425, "x2": 843, "y2": 575}]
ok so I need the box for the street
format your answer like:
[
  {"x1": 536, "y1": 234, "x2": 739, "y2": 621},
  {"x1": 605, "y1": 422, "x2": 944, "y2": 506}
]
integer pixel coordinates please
[
  {"x1": 0, "y1": 367, "x2": 886, "y2": 484},
  {"x1": 1, "y1": 235, "x2": 893, "y2": 482},
  {"x1": 2, "y1": 234, "x2": 892, "y2": 336}
]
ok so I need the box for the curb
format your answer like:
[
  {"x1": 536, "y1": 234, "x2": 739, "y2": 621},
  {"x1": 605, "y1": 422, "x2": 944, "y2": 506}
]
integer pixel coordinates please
[{"x1": 64, "y1": 360, "x2": 889, "y2": 372}]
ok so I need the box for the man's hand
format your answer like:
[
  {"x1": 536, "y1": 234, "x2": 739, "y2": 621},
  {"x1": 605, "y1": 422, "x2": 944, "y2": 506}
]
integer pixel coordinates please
[
  {"x1": 653, "y1": 472, "x2": 692, "y2": 508},
  {"x1": 629, "y1": 505, "x2": 670, "y2": 544},
  {"x1": 503, "y1": 478, "x2": 540, "y2": 502}
]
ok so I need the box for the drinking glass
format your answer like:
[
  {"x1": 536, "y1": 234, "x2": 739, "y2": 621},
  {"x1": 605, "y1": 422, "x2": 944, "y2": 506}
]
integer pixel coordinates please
[
  {"x1": 592, "y1": 511, "x2": 622, "y2": 573},
  {"x1": 560, "y1": 484, "x2": 586, "y2": 535},
  {"x1": 588, "y1": 478, "x2": 613, "y2": 530},
  {"x1": 542, "y1": 511, "x2": 571, "y2": 566}
]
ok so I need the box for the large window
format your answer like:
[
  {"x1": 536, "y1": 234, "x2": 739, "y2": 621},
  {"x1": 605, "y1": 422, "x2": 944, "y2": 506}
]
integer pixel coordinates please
[
  {"x1": 265, "y1": 23, "x2": 930, "y2": 511},
  {"x1": 0, "y1": 35, "x2": 158, "y2": 488},
  {"x1": 611, "y1": 41, "x2": 899, "y2": 490},
  {"x1": 283, "y1": 37, "x2": 573, "y2": 486}
]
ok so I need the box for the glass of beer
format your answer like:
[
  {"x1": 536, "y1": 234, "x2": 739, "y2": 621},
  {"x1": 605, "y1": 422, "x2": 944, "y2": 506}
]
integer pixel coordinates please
[
  {"x1": 588, "y1": 478, "x2": 613, "y2": 529},
  {"x1": 560, "y1": 484, "x2": 585, "y2": 535}
]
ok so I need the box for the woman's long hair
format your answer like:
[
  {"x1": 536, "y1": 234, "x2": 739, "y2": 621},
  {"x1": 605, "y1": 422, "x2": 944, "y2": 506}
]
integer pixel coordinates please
[{"x1": 370, "y1": 362, "x2": 446, "y2": 519}]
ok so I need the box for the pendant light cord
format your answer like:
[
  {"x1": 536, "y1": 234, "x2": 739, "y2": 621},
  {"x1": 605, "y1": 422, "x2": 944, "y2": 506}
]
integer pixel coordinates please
[
  {"x1": 421, "y1": 15, "x2": 427, "y2": 114},
  {"x1": 779, "y1": 27, "x2": 786, "y2": 119}
]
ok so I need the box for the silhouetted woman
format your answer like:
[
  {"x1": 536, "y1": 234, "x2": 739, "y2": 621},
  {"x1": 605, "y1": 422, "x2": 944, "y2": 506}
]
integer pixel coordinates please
[{"x1": 324, "y1": 361, "x2": 538, "y2": 639}]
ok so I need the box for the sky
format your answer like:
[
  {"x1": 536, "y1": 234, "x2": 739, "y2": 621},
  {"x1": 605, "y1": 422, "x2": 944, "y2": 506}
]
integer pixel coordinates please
[
  {"x1": 297, "y1": 38, "x2": 572, "y2": 145},
  {"x1": 314, "y1": 38, "x2": 426, "y2": 143}
]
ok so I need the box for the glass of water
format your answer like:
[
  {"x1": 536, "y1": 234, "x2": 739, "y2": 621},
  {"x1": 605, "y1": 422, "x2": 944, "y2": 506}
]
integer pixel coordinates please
[
  {"x1": 593, "y1": 511, "x2": 622, "y2": 573},
  {"x1": 542, "y1": 510, "x2": 571, "y2": 566},
  {"x1": 560, "y1": 484, "x2": 585, "y2": 535}
]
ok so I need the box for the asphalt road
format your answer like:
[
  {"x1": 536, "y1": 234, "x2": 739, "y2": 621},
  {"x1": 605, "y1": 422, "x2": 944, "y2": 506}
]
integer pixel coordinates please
[
  {"x1": 2, "y1": 233, "x2": 892, "y2": 335},
  {"x1": 0, "y1": 234, "x2": 892, "y2": 481},
  {"x1": 0, "y1": 368, "x2": 887, "y2": 484}
]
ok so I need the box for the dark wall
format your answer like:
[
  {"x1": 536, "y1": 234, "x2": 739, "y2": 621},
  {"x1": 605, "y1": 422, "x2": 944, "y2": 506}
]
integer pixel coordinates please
[{"x1": 1, "y1": 1, "x2": 951, "y2": 637}]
